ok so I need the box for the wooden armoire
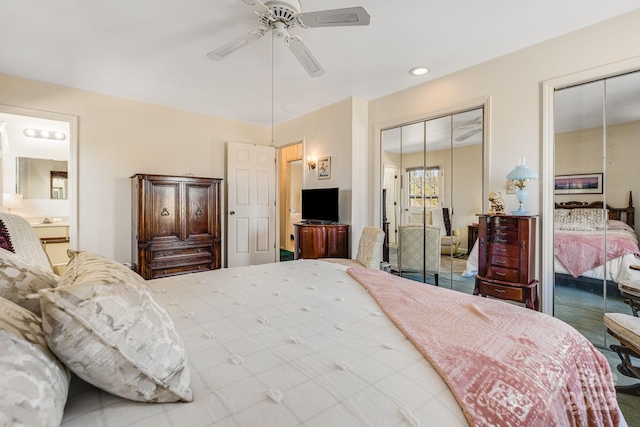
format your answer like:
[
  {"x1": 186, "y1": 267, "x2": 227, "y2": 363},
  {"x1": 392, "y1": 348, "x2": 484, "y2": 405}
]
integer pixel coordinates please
[{"x1": 131, "y1": 174, "x2": 222, "y2": 279}]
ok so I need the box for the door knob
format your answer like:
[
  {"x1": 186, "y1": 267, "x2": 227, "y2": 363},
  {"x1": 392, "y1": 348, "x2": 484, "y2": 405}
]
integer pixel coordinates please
[{"x1": 229, "y1": 211, "x2": 235, "y2": 215}]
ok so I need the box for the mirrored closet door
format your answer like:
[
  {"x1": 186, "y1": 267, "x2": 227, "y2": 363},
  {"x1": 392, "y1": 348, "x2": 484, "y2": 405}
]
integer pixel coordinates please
[
  {"x1": 553, "y1": 70, "x2": 640, "y2": 348},
  {"x1": 381, "y1": 108, "x2": 484, "y2": 293}
]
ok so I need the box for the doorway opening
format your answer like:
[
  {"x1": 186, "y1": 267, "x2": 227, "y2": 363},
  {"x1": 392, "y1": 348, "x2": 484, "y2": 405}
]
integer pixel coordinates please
[{"x1": 278, "y1": 142, "x2": 303, "y2": 261}]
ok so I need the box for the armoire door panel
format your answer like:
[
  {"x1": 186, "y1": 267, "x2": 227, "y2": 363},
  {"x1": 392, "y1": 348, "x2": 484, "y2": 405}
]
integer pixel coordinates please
[
  {"x1": 185, "y1": 183, "x2": 213, "y2": 239},
  {"x1": 150, "y1": 181, "x2": 181, "y2": 242}
]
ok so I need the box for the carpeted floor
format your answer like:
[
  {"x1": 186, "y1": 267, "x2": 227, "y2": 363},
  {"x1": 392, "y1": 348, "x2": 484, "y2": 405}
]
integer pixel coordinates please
[{"x1": 279, "y1": 249, "x2": 294, "y2": 261}]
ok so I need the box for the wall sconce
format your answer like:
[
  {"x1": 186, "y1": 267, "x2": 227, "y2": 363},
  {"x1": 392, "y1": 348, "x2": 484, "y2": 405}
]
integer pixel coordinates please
[
  {"x1": 506, "y1": 157, "x2": 538, "y2": 215},
  {"x1": 23, "y1": 128, "x2": 66, "y2": 141},
  {"x1": 307, "y1": 157, "x2": 316, "y2": 170}
]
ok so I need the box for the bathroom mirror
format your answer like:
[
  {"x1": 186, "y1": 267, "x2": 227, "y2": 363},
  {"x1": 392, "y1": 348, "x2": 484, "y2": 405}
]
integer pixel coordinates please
[{"x1": 17, "y1": 157, "x2": 69, "y2": 200}]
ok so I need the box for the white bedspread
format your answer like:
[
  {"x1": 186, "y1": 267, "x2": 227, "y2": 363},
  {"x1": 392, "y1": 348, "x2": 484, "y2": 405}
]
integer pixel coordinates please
[{"x1": 61, "y1": 260, "x2": 467, "y2": 427}]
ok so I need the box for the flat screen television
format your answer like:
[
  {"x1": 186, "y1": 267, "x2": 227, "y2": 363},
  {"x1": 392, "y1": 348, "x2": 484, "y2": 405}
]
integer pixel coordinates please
[{"x1": 301, "y1": 188, "x2": 339, "y2": 224}]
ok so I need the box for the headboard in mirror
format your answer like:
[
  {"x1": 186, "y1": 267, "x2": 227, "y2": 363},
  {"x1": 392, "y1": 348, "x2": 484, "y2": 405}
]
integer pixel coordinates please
[{"x1": 554, "y1": 190, "x2": 634, "y2": 230}]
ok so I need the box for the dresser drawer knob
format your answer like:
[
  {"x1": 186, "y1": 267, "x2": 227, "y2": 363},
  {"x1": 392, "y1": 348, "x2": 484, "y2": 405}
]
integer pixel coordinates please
[
  {"x1": 495, "y1": 238, "x2": 507, "y2": 243},
  {"x1": 496, "y1": 260, "x2": 506, "y2": 265},
  {"x1": 496, "y1": 272, "x2": 507, "y2": 277},
  {"x1": 494, "y1": 288, "x2": 506, "y2": 293},
  {"x1": 497, "y1": 248, "x2": 507, "y2": 252}
]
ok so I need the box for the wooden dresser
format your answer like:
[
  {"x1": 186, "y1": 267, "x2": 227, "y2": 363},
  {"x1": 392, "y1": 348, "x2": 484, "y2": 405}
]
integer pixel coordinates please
[
  {"x1": 293, "y1": 223, "x2": 349, "y2": 260},
  {"x1": 474, "y1": 215, "x2": 538, "y2": 310},
  {"x1": 131, "y1": 174, "x2": 222, "y2": 279}
]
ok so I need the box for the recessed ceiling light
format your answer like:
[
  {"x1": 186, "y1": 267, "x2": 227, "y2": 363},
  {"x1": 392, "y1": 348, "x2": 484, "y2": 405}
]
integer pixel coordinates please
[{"x1": 409, "y1": 66, "x2": 430, "y2": 76}]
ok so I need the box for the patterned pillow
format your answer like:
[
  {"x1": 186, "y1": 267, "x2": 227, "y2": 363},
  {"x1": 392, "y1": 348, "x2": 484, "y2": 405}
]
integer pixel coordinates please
[
  {"x1": 58, "y1": 249, "x2": 147, "y2": 288},
  {"x1": 570, "y1": 208, "x2": 608, "y2": 230},
  {"x1": 0, "y1": 248, "x2": 58, "y2": 316},
  {"x1": 39, "y1": 250, "x2": 193, "y2": 403},
  {"x1": 0, "y1": 297, "x2": 70, "y2": 427}
]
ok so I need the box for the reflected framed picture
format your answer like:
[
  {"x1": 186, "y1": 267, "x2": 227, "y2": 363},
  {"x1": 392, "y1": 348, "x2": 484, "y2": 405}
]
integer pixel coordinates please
[
  {"x1": 554, "y1": 173, "x2": 603, "y2": 195},
  {"x1": 318, "y1": 156, "x2": 331, "y2": 180}
]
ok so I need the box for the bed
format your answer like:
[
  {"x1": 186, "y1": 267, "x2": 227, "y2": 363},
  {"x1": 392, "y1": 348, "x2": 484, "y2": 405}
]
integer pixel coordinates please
[
  {"x1": 1, "y1": 248, "x2": 627, "y2": 426},
  {"x1": 464, "y1": 192, "x2": 640, "y2": 288},
  {"x1": 553, "y1": 193, "x2": 639, "y2": 287}
]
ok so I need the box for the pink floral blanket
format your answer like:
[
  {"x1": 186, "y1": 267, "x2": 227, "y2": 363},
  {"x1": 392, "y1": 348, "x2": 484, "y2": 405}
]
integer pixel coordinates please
[
  {"x1": 348, "y1": 268, "x2": 622, "y2": 427},
  {"x1": 555, "y1": 230, "x2": 640, "y2": 278}
]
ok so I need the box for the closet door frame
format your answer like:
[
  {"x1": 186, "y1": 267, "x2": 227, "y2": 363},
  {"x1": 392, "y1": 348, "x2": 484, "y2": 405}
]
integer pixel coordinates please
[{"x1": 541, "y1": 56, "x2": 640, "y2": 315}]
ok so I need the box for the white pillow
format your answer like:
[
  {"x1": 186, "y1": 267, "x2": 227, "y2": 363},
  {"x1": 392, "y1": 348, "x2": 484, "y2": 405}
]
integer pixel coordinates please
[
  {"x1": 0, "y1": 297, "x2": 70, "y2": 427},
  {"x1": 39, "y1": 250, "x2": 193, "y2": 403},
  {"x1": 0, "y1": 248, "x2": 58, "y2": 315}
]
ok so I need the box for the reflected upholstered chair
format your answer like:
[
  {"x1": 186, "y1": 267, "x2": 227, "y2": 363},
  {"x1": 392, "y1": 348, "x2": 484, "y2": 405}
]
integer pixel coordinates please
[
  {"x1": 324, "y1": 226, "x2": 385, "y2": 269},
  {"x1": 429, "y1": 208, "x2": 460, "y2": 255},
  {"x1": 0, "y1": 212, "x2": 65, "y2": 275},
  {"x1": 398, "y1": 223, "x2": 440, "y2": 285},
  {"x1": 605, "y1": 312, "x2": 640, "y2": 396}
]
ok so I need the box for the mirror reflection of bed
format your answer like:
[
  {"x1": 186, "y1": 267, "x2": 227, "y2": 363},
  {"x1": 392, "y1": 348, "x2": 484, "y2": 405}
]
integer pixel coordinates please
[{"x1": 553, "y1": 70, "x2": 640, "y2": 351}]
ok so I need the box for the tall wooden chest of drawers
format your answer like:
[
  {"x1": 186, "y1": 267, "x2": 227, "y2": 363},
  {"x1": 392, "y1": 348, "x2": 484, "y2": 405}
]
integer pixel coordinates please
[
  {"x1": 131, "y1": 174, "x2": 222, "y2": 279},
  {"x1": 474, "y1": 215, "x2": 538, "y2": 310}
]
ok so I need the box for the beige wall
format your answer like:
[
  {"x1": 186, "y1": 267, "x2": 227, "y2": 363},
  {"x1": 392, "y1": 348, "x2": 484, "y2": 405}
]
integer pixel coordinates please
[
  {"x1": 274, "y1": 98, "x2": 354, "y2": 231},
  {"x1": 0, "y1": 74, "x2": 270, "y2": 262}
]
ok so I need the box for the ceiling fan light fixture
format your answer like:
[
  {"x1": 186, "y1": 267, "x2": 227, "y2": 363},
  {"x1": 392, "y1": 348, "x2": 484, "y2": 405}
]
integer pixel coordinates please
[{"x1": 409, "y1": 66, "x2": 429, "y2": 76}]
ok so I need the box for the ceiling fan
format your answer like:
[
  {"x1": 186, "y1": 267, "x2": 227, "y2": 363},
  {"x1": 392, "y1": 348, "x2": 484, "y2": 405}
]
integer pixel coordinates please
[
  {"x1": 454, "y1": 117, "x2": 483, "y2": 142},
  {"x1": 207, "y1": 0, "x2": 371, "y2": 78}
]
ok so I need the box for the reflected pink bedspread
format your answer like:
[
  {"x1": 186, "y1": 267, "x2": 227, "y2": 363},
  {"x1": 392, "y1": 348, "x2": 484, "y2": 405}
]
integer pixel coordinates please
[
  {"x1": 555, "y1": 230, "x2": 640, "y2": 278},
  {"x1": 348, "y1": 268, "x2": 622, "y2": 427}
]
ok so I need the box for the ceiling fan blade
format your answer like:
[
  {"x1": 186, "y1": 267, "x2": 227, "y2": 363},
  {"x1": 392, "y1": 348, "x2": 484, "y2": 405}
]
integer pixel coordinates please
[
  {"x1": 296, "y1": 6, "x2": 371, "y2": 28},
  {"x1": 455, "y1": 117, "x2": 482, "y2": 129},
  {"x1": 238, "y1": 0, "x2": 270, "y2": 13},
  {"x1": 455, "y1": 128, "x2": 481, "y2": 142},
  {"x1": 287, "y1": 37, "x2": 325, "y2": 78},
  {"x1": 206, "y1": 29, "x2": 267, "y2": 61}
]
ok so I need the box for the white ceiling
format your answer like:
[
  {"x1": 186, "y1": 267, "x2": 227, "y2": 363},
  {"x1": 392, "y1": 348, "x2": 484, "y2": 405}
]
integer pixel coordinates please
[{"x1": 1, "y1": 1, "x2": 639, "y2": 127}]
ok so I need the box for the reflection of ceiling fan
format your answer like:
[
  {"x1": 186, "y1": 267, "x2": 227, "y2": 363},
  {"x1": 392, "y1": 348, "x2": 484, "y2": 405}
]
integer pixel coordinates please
[
  {"x1": 207, "y1": 0, "x2": 370, "y2": 78},
  {"x1": 454, "y1": 117, "x2": 483, "y2": 142}
]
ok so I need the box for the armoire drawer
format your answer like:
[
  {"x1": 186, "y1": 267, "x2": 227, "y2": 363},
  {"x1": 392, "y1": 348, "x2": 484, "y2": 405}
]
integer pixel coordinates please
[
  {"x1": 150, "y1": 262, "x2": 212, "y2": 279},
  {"x1": 150, "y1": 246, "x2": 212, "y2": 261}
]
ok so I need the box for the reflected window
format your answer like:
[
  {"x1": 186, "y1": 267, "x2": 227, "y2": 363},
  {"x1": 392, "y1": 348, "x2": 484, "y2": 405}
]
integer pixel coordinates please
[{"x1": 407, "y1": 166, "x2": 440, "y2": 207}]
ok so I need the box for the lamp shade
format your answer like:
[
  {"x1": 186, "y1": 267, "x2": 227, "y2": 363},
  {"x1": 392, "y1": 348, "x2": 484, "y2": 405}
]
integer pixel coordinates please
[
  {"x1": 2, "y1": 193, "x2": 23, "y2": 210},
  {"x1": 506, "y1": 165, "x2": 538, "y2": 182}
]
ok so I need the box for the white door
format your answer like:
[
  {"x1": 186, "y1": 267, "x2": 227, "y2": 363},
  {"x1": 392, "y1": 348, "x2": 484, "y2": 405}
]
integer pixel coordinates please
[
  {"x1": 227, "y1": 142, "x2": 276, "y2": 267},
  {"x1": 383, "y1": 164, "x2": 399, "y2": 244}
]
